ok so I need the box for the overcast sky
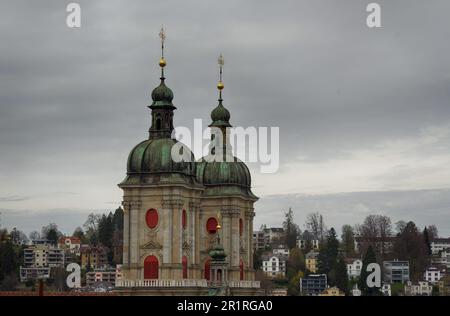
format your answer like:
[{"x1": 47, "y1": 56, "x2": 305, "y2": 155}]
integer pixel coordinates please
[{"x1": 1, "y1": 0, "x2": 450, "y2": 236}]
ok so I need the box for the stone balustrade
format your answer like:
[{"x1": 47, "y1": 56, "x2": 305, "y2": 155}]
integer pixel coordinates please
[{"x1": 115, "y1": 279, "x2": 260, "y2": 289}]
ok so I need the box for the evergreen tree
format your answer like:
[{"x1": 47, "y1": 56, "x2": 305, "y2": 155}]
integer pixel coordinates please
[
  {"x1": 423, "y1": 227, "x2": 432, "y2": 256},
  {"x1": 334, "y1": 256, "x2": 349, "y2": 295},
  {"x1": 46, "y1": 228, "x2": 59, "y2": 245},
  {"x1": 317, "y1": 227, "x2": 339, "y2": 277},
  {"x1": 286, "y1": 248, "x2": 305, "y2": 280},
  {"x1": 282, "y1": 208, "x2": 299, "y2": 249},
  {"x1": 358, "y1": 245, "x2": 381, "y2": 296}
]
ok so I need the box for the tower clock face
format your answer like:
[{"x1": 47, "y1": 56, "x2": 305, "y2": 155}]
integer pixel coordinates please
[{"x1": 145, "y1": 209, "x2": 159, "y2": 229}]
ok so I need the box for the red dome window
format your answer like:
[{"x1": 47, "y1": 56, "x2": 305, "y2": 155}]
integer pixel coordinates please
[
  {"x1": 182, "y1": 209, "x2": 187, "y2": 229},
  {"x1": 239, "y1": 218, "x2": 243, "y2": 236},
  {"x1": 206, "y1": 217, "x2": 218, "y2": 234},
  {"x1": 145, "y1": 209, "x2": 159, "y2": 229}
]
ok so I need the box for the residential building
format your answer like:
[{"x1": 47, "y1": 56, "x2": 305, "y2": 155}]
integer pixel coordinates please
[
  {"x1": 58, "y1": 236, "x2": 81, "y2": 254},
  {"x1": 431, "y1": 248, "x2": 450, "y2": 268},
  {"x1": 270, "y1": 288, "x2": 288, "y2": 296},
  {"x1": 300, "y1": 274, "x2": 327, "y2": 296},
  {"x1": 23, "y1": 244, "x2": 65, "y2": 268},
  {"x1": 31, "y1": 238, "x2": 51, "y2": 246},
  {"x1": 352, "y1": 284, "x2": 361, "y2": 296},
  {"x1": 346, "y1": 258, "x2": 362, "y2": 279},
  {"x1": 262, "y1": 253, "x2": 287, "y2": 278},
  {"x1": 354, "y1": 236, "x2": 396, "y2": 254},
  {"x1": 272, "y1": 244, "x2": 289, "y2": 257},
  {"x1": 19, "y1": 267, "x2": 51, "y2": 282},
  {"x1": 253, "y1": 231, "x2": 266, "y2": 251},
  {"x1": 296, "y1": 230, "x2": 320, "y2": 251},
  {"x1": 319, "y1": 286, "x2": 345, "y2": 296},
  {"x1": 383, "y1": 260, "x2": 410, "y2": 284},
  {"x1": 381, "y1": 283, "x2": 391, "y2": 296},
  {"x1": 263, "y1": 227, "x2": 285, "y2": 245},
  {"x1": 80, "y1": 245, "x2": 108, "y2": 269},
  {"x1": 431, "y1": 238, "x2": 450, "y2": 255},
  {"x1": 404, "y1": 281, "x2": 432, "y2": 296},
  {"x1": 86, "y1": 267, "x2": 119, "y2": 287},
  {"x1": 424, "y1": 266, "x2": 444, "y2": 284},
  {"x1": 305, "y1": 251, "x2": 319, "y2": 273}
]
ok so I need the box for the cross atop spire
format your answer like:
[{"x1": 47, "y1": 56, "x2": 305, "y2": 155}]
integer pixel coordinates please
[{"x1": 158, "y1": 26, "x2": 167, "y2": 78}]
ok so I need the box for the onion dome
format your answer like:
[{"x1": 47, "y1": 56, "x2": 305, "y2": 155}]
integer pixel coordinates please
[
  {"x1": 209, "y1": 243, "x2": 227, "y2": 262},
  {"x1": 195, "y1": 54, "x2": 257, "y2": 200},
  {"x1": 150, "y1": 78, "x2": 174, "y2": 108}
]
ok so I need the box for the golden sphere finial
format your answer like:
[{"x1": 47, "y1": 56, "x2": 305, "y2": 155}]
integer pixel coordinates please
[
  {"x1": 217, "y1": 81, "x2": 224, "y2": 90},
  {"x1": 159, "y1": 57, "x2": 166, "y2": 68}
]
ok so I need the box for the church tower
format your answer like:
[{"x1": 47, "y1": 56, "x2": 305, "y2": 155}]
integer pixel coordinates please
[
  {"x1": 119, "y1": 28, "x2": 204, "y2": 282},
  {"x1": 196, "y1": 55, "x2": 258, "y2": 282},
  {"x1": 117, "y1": 31, "x2": 260, "y2": 295}
]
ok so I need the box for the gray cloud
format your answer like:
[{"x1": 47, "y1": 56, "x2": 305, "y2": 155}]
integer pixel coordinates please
[{"x1": 1, "y1": 1, "x2": 450, "y2": 233}]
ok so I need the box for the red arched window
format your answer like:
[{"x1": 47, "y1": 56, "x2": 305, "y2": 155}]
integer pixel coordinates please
[
  {"x1": 240, "y1": 259, "x2": 244, "y2": 280},
  {"x1": 145, "y1": 209, "x2": 159, "y2": 229},
  {"x1": 206, "y1": 217, "x2": 218, "y2": 234},
  {"x1": 182, "y1": 256, "x2": 188, "y2": 279},
  {"x1": 144, "y1": 255, "x2": 159, "y2": 279},
  {"x1": 204, "y1": 259, "x2": 211, "y2": 281},
  {"x1": 239, "y1": 218, "x2": 243, "y2": 236},
  {"x1": 182, "y1": 209, "x2": 187, "y2": 229}
]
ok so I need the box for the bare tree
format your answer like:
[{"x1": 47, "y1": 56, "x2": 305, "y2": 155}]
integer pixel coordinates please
[
  {"x1": 29, "y1": 231, "x2": 41, "y2": 241},
  {"x1": 305, "y1": 212, "x2": 327, "y2": 243},
  {"x1": 427, "y1": 225, "x2": 438, "y2": 239},
  {"x1": 341, "y1": 224, "x2": 355, "y2": 257}
]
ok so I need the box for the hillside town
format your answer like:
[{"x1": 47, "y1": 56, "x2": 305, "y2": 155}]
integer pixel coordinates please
[{"x1": 1, "y1": 208, "x2": 449, "y2": 296}]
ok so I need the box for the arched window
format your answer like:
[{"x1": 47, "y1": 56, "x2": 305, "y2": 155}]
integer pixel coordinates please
[
  {"x1": 182, "y1": 256, "x2": 188, "y2": 279},
  {"x1": 206, "y1": 217, "x2": 218, "y2": 234},
  {"x1": 240, "y1": 259, "x2": 244, "y2": 280},
  {"x1": 217, "y1": 269, "x2": 222, "y2": 282},
  {"x1": 145, "y1": 209, "x2": 159, "y2": 229},
  {"x1": 156, "y1": 118, "x2": 161, "y2": 130},
  {"x1": 239, "y1": 218, "x2": 243, "y2": 236},
  {"x1": 144, "y1": 255, "x2": 159, "y2": 279},
  {"x1": 182, "y1": 209, "x2": 187, "y2": 229},
  {"x1": 204, "y1": 259, "x2": 211, "y2": 281}
]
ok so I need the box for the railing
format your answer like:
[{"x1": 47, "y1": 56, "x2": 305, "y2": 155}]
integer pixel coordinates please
[{"x1": 115, "y1": 279, "x2": 260, "y2": 289}]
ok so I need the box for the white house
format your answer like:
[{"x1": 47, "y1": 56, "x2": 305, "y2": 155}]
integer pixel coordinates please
[
  {"x1": 346, "y1": 259, "x2": 363, "y2": 279},
  {"x1": 381, "y1": 283, "x2": 391, "y2": 296},
  {"x1": 262, "y1": 253, "x2": 287, "y2": 278},
  {"x1": 404, "y1": 281, "x2": 433, "y2": 296},
  {"x1": 424, "y1": 266, "x2": 444, "y2": 284},
  {"x1": 431, "y1": 238, "x2": 450, "y2": 255}
]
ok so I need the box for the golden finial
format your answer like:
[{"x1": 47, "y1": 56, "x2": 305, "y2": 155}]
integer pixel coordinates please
[
  {"x1": 159, "y1": 26, "x2": 166, "y2": 68},
  {"x1": 217, "y1": 54, "x2": 224, "y2": 91},
  {"x1": 216, "y1": 211, "x2": 222, "y2": 231}
]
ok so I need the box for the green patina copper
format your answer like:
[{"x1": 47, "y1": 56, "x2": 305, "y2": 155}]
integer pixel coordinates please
[
  {"x1": 126, "y1": 138, "x2": 195, "y2": 176},
  {"x1": 150, "y1": 79, "x2": 174, "y2": 108},
  {"x1": 209, "y1": 243, "x2": 227, "y2": 262},
  {"x1": 209, "y1": 100, "x2": 231, "y2": 127}
]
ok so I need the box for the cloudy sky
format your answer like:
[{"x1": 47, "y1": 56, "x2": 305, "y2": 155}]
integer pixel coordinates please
[{"x1": 1, "y1": 0, "x2": 450, "y2": 236}]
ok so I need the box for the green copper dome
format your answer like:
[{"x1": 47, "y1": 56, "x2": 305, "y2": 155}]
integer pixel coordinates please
[
  {"x1": 196, "y1": 155, "x2": 257, "y2": 199},
  {"x1": 209, "y1": 243, "x2": 227, "y2": 262},
  {"x1": 210, "y1": 100, "x2": 231, "y2": 127},
  {"x1": 126, "y1": 138, "x2": 195, "y2": 176},
  {"x1": 150, "y1": 79, "x2": 174, "y2": 108}
]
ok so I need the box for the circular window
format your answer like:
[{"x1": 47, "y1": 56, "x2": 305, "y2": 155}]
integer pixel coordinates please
[
  {"x1": 145, "y1": 209, "x2": 159, "y2": 229},
  {"x1": 206, "y1": 217, "x2": 218, "y2": 234}
]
